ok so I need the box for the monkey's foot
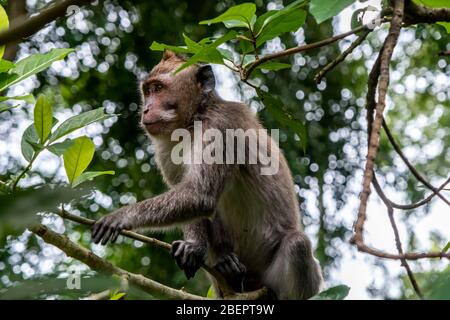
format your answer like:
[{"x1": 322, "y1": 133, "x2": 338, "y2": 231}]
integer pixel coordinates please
[
  {"x1": 170, "y1": 240, "x2": 207, "y2": 279},
  {"x1": 214, "y1": 253, "x2": 247, "y2": 292}
]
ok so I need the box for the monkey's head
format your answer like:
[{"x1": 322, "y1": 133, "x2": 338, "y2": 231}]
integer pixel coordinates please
[{"x1": 140, "y1": 50, "x2": 216, "y2": 136}]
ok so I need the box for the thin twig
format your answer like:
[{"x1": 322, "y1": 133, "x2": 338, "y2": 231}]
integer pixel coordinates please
[
  {"x1": 57, "y1": 209, "x2": 265, "y2": 298},
  {"x1": 404, "y1": 0, "x2": 450, "y2": 24},
  {"x1": 314, "y1": 30, "x2": 371, "y2": 84},
  {"x1": 382, "y1": 119, "x2": 450, "y2": 207},
  {"x1": 353, "y1": 0, "x2": 405, "y2": 249},
  {"x1": 371, "y1": 179, "x2": 424, "y2": 299},
  {"x1": 244, "y1": 18, "x2": 389, "y2": 80},
  {"x1": 81, "y1": 289, "x2": 111, "y2": 300},
  {"x1": 30, "y1": 224, "x2": 208, "y2": 300},
  {"x1": 58, "y1": 209, "x2": 171, "y2": 250},
  {"x1": 0, "y1": 0, "x2": 95, "y2": 47},
  {"x1": 350, "y1": 15, "x2": 450, "y2": 263},
  {"x1": 372, "y1": 174, "x2": 450, "y2": 210}
]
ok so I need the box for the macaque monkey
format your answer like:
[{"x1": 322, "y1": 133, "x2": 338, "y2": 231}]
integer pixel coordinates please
[{"x1": 91, "y1": 50, "x2": 323, "y2": 299}]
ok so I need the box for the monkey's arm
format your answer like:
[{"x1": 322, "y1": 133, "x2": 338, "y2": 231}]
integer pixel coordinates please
[{"x1": 91, "y1": 164, "x2": 228, "y2": 245}]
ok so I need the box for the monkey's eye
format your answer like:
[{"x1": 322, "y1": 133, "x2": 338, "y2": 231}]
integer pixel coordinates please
[
  {"x1": 154, "y1": 83, "x2": 164, "y2": 92},
  {"x1": 142, "y1": 84, "x2": 151, "y2": 96},
  {"x1": 142, "y1": 82, "x2": 164, "y2": 95}
]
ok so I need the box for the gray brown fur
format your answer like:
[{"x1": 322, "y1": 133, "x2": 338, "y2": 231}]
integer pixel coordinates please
[{"x1": 91, "y1": 50, "x2": 323, "y2": 299}]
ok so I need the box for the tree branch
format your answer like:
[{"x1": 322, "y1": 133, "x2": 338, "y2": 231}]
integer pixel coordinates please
[
  {"x1": 371, "y1": 179, "x2": 424, "y2": 299},
  {"x1": 243, "y1": 19, "x2": 388, "y2": 80},
  {"x1": 30, "y1": 224, "x2": 208, "y2": 300},
  {"x1": 314, "y1": 29, "x2": 370, "y2": 84},
  {"x1": 81, "y1": 289, "x2": 111, "y2": 300},
  {"x1": 382, "y1": 119, "x2": 450, "y2": 207},
  {"x1": 372, "y1": 174, "x2": 450, "y2": 210},
  {"x1": 350, "y1": 12, "x2": 450, "y2": 264},
  {"x1": 404, "y1": 0, "x2": 450, "y2": 24},
  {"x1": 0, "y1": 0, "x2": 95, "y2": 47},
  {"x1": 57, "y1": 209, "x2": 269, "y2": 299},
  {"x1": 3, "y1": 0, "x2": 27, "y2": 61},
  {"x1": 353, "y1": 0, "x2": 405, "y2": 248}
]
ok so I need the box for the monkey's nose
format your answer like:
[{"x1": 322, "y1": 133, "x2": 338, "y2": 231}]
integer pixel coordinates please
[{"x1": 143, "y1": 108, "x2": 150, "y2": 114}]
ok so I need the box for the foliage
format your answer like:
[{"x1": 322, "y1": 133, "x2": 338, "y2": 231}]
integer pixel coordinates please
[
  {"x1": 310, "y1": 285, "x2": 350, "y2": 300},
  {"x1": 0, "y1": 3, "x2": 116, "y2": 240}
]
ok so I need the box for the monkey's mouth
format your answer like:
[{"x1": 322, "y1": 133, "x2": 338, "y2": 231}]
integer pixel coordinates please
[
  {"x1": 142, "y1": 120, "x2": 174, "y2": 132},
  {"x1": 143, "y1": 120, "x2": 164, "y2": 126},
  {"x1": 143, "y1": 119, "x2": 175, "y2": 126}
]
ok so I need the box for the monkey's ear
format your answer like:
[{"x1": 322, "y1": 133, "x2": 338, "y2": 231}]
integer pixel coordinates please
[
  {"x1": 162, "y1": 50, "x2": 176, "y2": 61},
  {"x1": 196, "y1": 65, "x2": 215, "y2": 93}
]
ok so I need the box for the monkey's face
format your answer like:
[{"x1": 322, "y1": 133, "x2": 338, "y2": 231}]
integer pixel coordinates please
[
  {"x1": 140, "y1": 72, "x2": 184, "y2": 136},
  {"x1": 140, "y1": 50, "x2": 215, "y2": 136}
]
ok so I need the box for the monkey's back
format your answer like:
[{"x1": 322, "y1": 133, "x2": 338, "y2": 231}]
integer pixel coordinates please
[{"x1": 205, "y1": 100, "x2": 302, "y2": 273}]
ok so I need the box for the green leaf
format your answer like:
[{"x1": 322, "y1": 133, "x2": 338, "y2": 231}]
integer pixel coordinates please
[
  {"x1": 254, "y1": 0, "x2": 306, "y2": 38},
  {"x1": 256, "y1": 9, "x2": 307, "y2": 47},
  {"x1": 256, "y1": 62, "x2": 291, "y2": 71},
  {"x1": 149, "y1": 41, "x2": 192, "y2": 54},
  {"x1": 26, "y1": 139, "x2": 44, "y2": 152},
  {"x1": 310, "y1": 285, "x2": 350, "y2": 300},
  {"x1": 0, "y1": 59, "x2": 15, "y2": 73},
  {"x1": 217, "y1": 48, "x2": 234, "y2": 62},
  {"x1": 109, "y1": 292, "x2": 126, "y2": 300},
  {"x1": 443, "y1": 241, "x2": 450, "y2": 253},
  {"x1": 34, "y1": 95, "x2": 53, "y2": 143},
  {"x1": 437, "y1": 22, "x2": 450, "y2": 33},
  {"x1": 254, "y1": 11, "x2": 279, "y2": 35},
  {"x1": 183, "y1": 34, "x2": 203, "y2": 53},
  {"x1": 199, "y1": 3, "x2": 256, "y2": 28},
  {"x1": 0, "y1": 48, "x2": 74, "y2": 92},
  {"x1": 258, "y1": 91, "x2": 307, "y2": 152},
  {"x1": 49, "y1": 108, "x2": 114, "y2": 143},
  {"x1": 207, "y1": 285, "x2": 216, "y2": 298},
  {"x1": 0, "y1": 104, "x2": 17, "y2": 113},
  {"x1": 239, "y1": 33, "x2": 254, "y2": 54},
  {"x1": 0, "y1": 94, "x2": 35, "y2": 104},
  {"x1": 242, "y1": 55, "x2": 256, "y2": 68},
  {"x1": 310, "y1": 0, "x2": 356, "y2": 24},
  {"x1": 0, "y1": 5, "x2": 9, "y2": 59},
  {"x1": 221, "y1": 15, "x2": 256, "y2": 29},
  {"x1": 72, "y1": 170, "x2": 115, "y2": 188},
  {"x1": 413, "y1": 0, "x2": 450, "y2": 7},
  {"x1": 47, "y1": 139, "x2": 74, "y2": 156},
  {"x1": 20, "y1": 124, "x2": 39, "y2": 162},
  {"x1": 63, "y1": 136, "x2": 95, "y2": 185},
  {"x1": 176, "y1": 31, "x2": 238, "y2": 72}
]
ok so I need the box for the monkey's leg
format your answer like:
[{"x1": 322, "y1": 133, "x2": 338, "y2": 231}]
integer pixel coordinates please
[
  {"x1": 263, "y1": 231, "x2": 323, "y2": 300},
  {"x1": 208, "y1": 215, "x2": 246, "y2": 293},
  {"x1": 213, "y1": 252, "x2": 246, "y2": 292},
  {"x1": 170, "y1": 219, "x2": 209, "y2": 279}
]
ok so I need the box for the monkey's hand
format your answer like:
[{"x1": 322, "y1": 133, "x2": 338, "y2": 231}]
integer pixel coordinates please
[
  {"x1": 214, "y1": 253, "x2": 247, "y2": 292},
  {"x1": 91, "y1": 209, "x2": 132, "y2": 245},
  {"x1": 170, "y1": 240, "x2": 207, "y2": 279}
]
